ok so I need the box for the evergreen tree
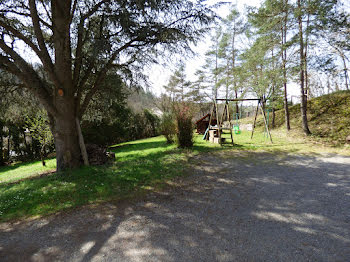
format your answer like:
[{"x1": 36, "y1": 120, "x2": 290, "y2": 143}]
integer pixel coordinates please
[
  {"x1": 249, "y1": 0, "x2": 293, "y2": 130},
  {"x1": 163, "y1": 64, "x2": 191, "y2": 102}
]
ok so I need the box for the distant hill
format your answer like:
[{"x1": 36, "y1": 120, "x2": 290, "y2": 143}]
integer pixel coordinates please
[{"x1": 256, "y1": 90, "x2": 350, "y2": 146}]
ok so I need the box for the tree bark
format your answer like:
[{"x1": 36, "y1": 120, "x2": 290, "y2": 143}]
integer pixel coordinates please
[
  {"x1": 76, "y1": 118, "x2": 89, "y2": 166},
  {"x1": 304, "y1": 9, "x2": 310, "y2": 100},
  {"x1": 40, "y1": 144, "x2": 46, "y2": 166},
  {"x1": 282, "y1": 0, "x2": 290, "y2": 131},
  {"x1": 272, "y1": 108, "x2": 275, "y2": 129},
  {"x1": 297, "y1": 0, "x2": 311, "y2": 135},
  {"x1": 49, "y1": 98, "x2": 81, "y2": 171},
  {"x1": 0, "y1": 122, "x2": 3, "y2": 166},
  {"x1": 49, "y1": 1, "x2": 83, "y2": 171}
]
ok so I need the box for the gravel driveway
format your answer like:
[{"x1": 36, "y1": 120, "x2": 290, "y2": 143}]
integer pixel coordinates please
[{"x1": 1, "y1": 151, "x2": 350, "y2": 262}]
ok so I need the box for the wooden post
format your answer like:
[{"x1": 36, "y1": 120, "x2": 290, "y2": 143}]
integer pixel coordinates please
[
  {"x1": 220, "y1": 102, "x2": 227, "y2": 125},
  {"x1": 251, "y1": 100, "x2": 260, "y2": 139},
  {"x1": 228, "y1": 104, "x2": 234, "y2": 145},
  {"x1": 260, "y1": 105, "x2": 273, "y2": 143},
  {"x1": 216, "y1": 102, "x2": 223, "y2": 145},
  {"x1": 207, "y1": 104, "x2": 216, "y2": 141},
  {"x1": 76, "y1": 118, "x2": 89, "y2": 166}
]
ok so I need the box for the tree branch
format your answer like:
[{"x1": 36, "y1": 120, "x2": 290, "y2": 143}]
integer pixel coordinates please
[
  {"x1": 0, "y1": 10, "x2": 53, "y2": 29},
  {"x1": 82, "y1": 0, "x2": 111, "y2": 20},
  {"x1": 70, "y1": 0, "x2": 78, "y2": 24},
  {"x1": 73, "y1": 17, "x2": 85, "y2": 87},
  {"x1": 0, "y1": 18, "x2": 58, "y2": 88},
  {"x1": 73, "y1": 1, "x2": 110, "y2": 88},
  {"x1": 0, "y1": 17, "x2": 41, "y2": 54},
  {"x1": 78, "y1": 38, "x2": 138, "y2": 116},
  {"x1": 0, "y1": 53, "x2": 58, "y2": 116},
  {"x1": 28, "y1": 0, "x2": 60, "y2": 87}
]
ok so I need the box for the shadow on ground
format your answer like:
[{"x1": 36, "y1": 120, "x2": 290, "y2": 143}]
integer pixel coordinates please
[{"x1": 0, "y1": 151, "x2": 349, "y2": 261}]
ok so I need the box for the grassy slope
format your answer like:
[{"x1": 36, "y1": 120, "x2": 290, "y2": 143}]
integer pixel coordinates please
[
  {"x1": 1, "y1": 130, "x2": 349, "y2": 222},
  {"x1": 254, "y1": 90, "x2": 350, "y2": 146}
]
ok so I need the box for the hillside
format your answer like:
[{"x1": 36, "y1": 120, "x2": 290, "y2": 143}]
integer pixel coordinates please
[{"x1": 256, "y1": 90, "x2": 350, "y2": 146}]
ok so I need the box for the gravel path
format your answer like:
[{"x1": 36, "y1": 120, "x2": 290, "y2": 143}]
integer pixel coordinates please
[{"x1": 1, "y1": 151, "x2": 350, "y2": 261}]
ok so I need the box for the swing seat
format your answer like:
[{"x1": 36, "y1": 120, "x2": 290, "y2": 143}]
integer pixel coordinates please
[{"x1": 234, "y1": 125, "x2": 241, "y2": 134}]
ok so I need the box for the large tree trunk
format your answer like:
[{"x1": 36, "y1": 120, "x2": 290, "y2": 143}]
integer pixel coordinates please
[
  {"x1": 50, "y1": 1, "x2": 82, "y2": 171},
  {"x1": 297, "y1": 0, "x2": 311, "y2": 135},
  {"x1": 50, "y1": 104, "x2": 81, "y2": 171}
]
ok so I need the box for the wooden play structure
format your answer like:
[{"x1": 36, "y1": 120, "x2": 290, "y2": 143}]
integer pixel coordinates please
[
  {"x1": 204, "y1": 98, "x2": 273, "y2": 145},
  {"x1": 195, "y1": 113, "x2": 217, "y2": 134}
]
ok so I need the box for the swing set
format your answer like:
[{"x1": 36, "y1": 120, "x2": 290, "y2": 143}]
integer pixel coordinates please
[{"x1": 204, "y1": 97, "x2": 273, "y2": 145}]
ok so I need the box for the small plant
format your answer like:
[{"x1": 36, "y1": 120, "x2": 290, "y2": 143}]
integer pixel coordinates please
[
  {"x1": 160, "y1": 113, "x2": 176, "y2": 144},
  {"x1": 175, "y1": 104, "x2": 194, "y2": 148},
  {"x1": 26, "y1": 110, "x2": 54, "y2": 166}
]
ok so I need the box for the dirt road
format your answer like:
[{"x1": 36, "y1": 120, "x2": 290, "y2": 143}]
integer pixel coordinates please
[{"x1": 1, "y1": 151, "x2": 349, "y2": 261}]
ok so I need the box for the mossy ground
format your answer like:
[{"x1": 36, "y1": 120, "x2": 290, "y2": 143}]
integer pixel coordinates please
[{"x1": 242, "y1": 90, "x2": 350, "y2": 147}]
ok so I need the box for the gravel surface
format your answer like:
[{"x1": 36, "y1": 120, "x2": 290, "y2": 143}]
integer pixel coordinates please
[{"x1": 0, "y1": 151, "x2": 349, "y2": 262}]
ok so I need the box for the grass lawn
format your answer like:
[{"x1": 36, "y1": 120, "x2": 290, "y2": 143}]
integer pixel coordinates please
[
  {"x1": 0, "y1": 131, "x2": 349, "y2": 222},
  {"x1": 0, "y1": 158, "x2": 56, "y2": 184}
]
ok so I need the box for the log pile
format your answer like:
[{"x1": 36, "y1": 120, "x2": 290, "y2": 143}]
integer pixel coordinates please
[{"x1": 85, "y1": 144, "x2": 115, "y2": 165}]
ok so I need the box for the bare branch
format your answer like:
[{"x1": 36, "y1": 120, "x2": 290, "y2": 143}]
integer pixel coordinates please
[
  {"x1": 70, "y1": 0, "x2": 78, "y2": 24},
  {"x1": 39, "y1": 0, "x2": 52, "y2": 23},
  {"x1": 72, "y1": 17, "x2": 85, "y2": 87}
]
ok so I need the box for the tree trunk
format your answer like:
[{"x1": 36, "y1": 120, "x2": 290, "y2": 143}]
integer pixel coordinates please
[
  {"x1": 49, "y1": 1, "x2": 82, "y2": 171},
  {"x1": 0, "y1": 123, "x2": 3, "y2": 166},
  {"x1": 283, "y1": 81, "x2": 290, "y2": 130},
  {"x1": 304, "y1": 10, "x2": 310, "y2": 100},
  {"x1": 40, "y1": 145, "x2": 46, "y2": 167},
  {"x1": 235, "y1": 90, "x2": 239, "y2": 119},
  {"x1": 297, "y1": 0, "x2": 311, "y2": 135},
  {"x1": 282, "y1": 0, "x2": 290, "y2": 131},
  {"x1": 272, "y1": 107, "x2": 275, "y2": 129},
  {"x1": 7, "y1": 130, "x2": 10, "y2": 161},
  {"x1": 341, "y1": 54, "x2": 349, "y2": 90},
  {"x1": 49, "y1": 98, "x2": 81, "y2": 171}
]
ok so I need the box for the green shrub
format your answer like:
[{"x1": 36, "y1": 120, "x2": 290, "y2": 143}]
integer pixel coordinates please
[
  {"x1": 175, "y1": 104, "x2": 193, "y2": 148},
  {"x1": 160, "y1": 113, "x2": 176, "y2": 144}
]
